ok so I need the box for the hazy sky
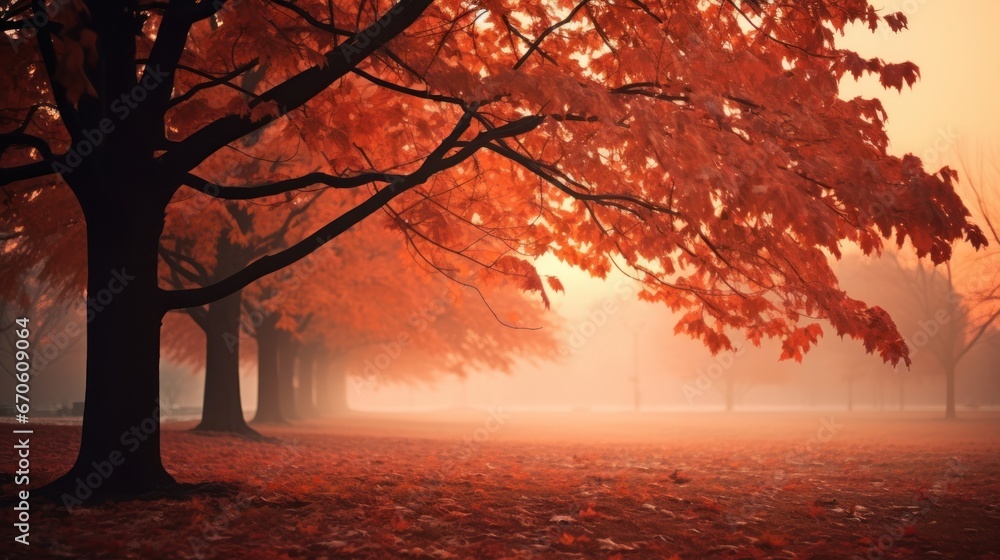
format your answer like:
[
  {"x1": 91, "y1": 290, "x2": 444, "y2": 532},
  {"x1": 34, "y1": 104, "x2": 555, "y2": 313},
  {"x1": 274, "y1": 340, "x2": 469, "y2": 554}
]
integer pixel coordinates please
[{"x1": 838, "y1": 0, "x2": 1000, "y2": 167}]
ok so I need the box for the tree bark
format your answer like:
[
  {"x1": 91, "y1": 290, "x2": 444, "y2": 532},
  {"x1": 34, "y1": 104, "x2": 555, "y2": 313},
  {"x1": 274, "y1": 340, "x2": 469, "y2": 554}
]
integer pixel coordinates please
[
  {"x1": 192, "y1": 290, "x2": 260, "y2": 437},
  {"x1": 252, "y1": 315, "x2": 286, "y2": 424},
  {"x1": 49, "y1": 195, "x2": 175, "y2": 498}
]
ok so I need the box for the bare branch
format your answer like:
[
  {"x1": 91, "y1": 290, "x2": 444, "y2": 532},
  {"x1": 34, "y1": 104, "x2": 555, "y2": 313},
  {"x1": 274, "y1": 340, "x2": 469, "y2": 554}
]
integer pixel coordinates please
[
  {"x1": 0, "y1": 161, "x2": 58, "y2": 186},
  {"x1": 182, "y1": 170, "x2": 397, "y2": 199},
  {"x1": 270, "y1": 0, "x2": 352, "y2": 37},
  {"x1": 168, "y1": 59, "x2": 262, "y2": 109},
  {"x1": 512, "y1": 0, "x2": 591, "y2": 70}
]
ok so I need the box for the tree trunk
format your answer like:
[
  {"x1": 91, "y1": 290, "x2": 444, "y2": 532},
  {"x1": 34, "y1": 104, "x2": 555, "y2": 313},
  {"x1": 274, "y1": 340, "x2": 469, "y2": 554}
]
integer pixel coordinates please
[
  {"x1": 945, "y1": 365, "x2": 957, "y2": 420},
  {"x1": 277, "y1": 332, "x2": 300, "y2": 420},
  {"x1": 39, "y1": 3, "x2": 180, "y2": 500},
  {"x1": 317, "y1": 356, "x2": 350, "y2": 415},
  {"x1": 49, "y1": 197, "x2": 175, "y2": 498},
  {"x1": 296, "y1": 344, "x2": 318, "y2": 418},
  {"x1": 193, "y1": 290, "x2": 260, "y2": 437},
  {"x1": 252, "y1": 315, "x2": 286, "y2": 424}
]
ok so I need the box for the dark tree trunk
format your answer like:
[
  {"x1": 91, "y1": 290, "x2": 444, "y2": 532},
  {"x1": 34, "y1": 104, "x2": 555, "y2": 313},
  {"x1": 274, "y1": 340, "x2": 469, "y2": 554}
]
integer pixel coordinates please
[
  {"x1": 296, "y1": 344, "x2": 318, "y2": 418},
  {"x1": 945, "y1": 365, "x2": 957, "y2": 420},
  {"x1": 252, "y1": 315, "x2": 286, "y2": 424},
  {"x1": 192, "y1": 290, "x2": 260, "y2": 438},
  {"x1": 277, "y1": 332, "x2": 300, "y2": 420},
  {"x1": 317, "y1": 356, "x2": 350, "y2": 415},
  {"x1": 38, "y1": 2, "x2": 183, "y2": 500},
  {"x1": 48, "y1": 194, "x2": 175, "y2": 499}
]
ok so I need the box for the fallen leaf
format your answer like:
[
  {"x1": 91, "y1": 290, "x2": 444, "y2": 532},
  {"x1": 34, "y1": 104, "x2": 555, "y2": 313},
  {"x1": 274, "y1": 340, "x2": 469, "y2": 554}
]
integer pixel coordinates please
[{"x1": 598, "y1": 538, "x2": 635, "y2": 551}]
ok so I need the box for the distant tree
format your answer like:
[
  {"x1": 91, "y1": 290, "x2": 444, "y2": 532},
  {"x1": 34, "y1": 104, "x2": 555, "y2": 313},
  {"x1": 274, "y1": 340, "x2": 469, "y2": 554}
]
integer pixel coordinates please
[
  {"x1": 160, "y1": 184, "x2": 320, "y2": 435},
  {"x1": 877, "y1": 152, "x2": 1000, "y2": 418},
  {"x1": 925, "y1": 153, "x2": 1000, "y2": 418},
  {"x1": 163, "y1": 214, "x2": 559, "y2": 423},
  {"x1": 836, "y1": 240, "x2": 999, "y2": 418},
  {"x1": 678, "y1": 340, "x2": 793, "y2": 412},
  {"x1": 287, "y1": 239, "x2": 562, "y2": 416}
]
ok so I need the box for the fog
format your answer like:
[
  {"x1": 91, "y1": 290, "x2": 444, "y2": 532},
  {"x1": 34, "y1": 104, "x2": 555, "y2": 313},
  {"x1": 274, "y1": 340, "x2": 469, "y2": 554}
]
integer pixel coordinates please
[{"x1": 335, "y1": 257, "x2": 1000, "y2": 416}]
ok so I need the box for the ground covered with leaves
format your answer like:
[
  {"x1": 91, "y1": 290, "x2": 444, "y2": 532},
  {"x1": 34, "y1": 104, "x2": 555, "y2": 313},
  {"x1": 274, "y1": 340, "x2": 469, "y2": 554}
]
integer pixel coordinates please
[{"x1": 3, "y1": 411, "x2": 999, "y2": 559}]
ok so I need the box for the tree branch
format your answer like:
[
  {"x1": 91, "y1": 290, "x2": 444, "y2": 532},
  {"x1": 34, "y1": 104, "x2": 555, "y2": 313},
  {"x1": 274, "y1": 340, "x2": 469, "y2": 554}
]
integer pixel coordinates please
[
  {"x1": 0, "y1": 130, "x2": 53, "y2": 159},
  {"x1": 30, "y1": 0, "x2": 79, "y2": 142},
  {"x1": 142, "y1": 2, "x2": 233, "y2": 144},
  {"x1": 351, "y1": 67, "x2": 470, "y2": 106},
  {"x1": 955, "y1": 307, "x2": 1000, "y2": 364},
  {"x1": 182, "y1": 170, "x2": 396, "y2": 199},
  {"x1": 512, "y1": 0, "x2": 591, "y2": 70},
  {"x1": 270, "y1": 0, "x2": 352, "y2": 37},
  {"x1": 0, "y1": 161, "x2": 58, "y2": 186},
  {"x1": 485, "y1": 140, "x2": 678, "y2": 217},
  {"x1": 159, "y1": 0, "x2": 433, "y2": 179},
  {"x1": 167, "y1": 59, "x2": 261, "y2": 109},
  {"x1": 159, "y1": 243, "x2": 211, "y2": 285},
  {"x1": 161, "y1": 112, "x2": 543, "y2": 310}
]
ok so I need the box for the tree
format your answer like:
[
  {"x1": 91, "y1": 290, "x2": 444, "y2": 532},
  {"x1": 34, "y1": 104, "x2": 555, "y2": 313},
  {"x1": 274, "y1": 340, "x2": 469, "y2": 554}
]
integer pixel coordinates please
[
  {"x1": 162, "y1": 206, "x2": 559, "y2": 423},
  {"x1": 0, "y1": 0, "x2": 987, "y2": 498},
  {"x1": 158, "y1": 84, "x2": 326, "y2": 434},
  {"x1": 675, "y1": 336, "x2": 791, "y2": 412},
  {"x1": 873, "y1": 255, "x2": 999, "y2": 418},
  {"x1": 160, "y1": 181, "x2": 321, "y2": 435},
  {"x1": 953, "y1": 151, "x2": 1000, "y2": 414},
  {"x1": 828, "y1": 254, "x2": 932, "y2": 411},
  {"x1": 833, "y1": 237, "x2": 999, "y2": 418},
  {"x1": 274, "y1": 223, "x2": 561, "y2": 417},
  {"x1": 892, "y1": 152, "x2": 1000, "y2": 419}
]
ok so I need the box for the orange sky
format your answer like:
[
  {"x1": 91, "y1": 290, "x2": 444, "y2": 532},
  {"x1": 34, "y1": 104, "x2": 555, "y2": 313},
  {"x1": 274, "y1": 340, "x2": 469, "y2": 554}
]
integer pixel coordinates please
[{"x1": 838, "y1": 0, "x2": 1000, "y2": 169}]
